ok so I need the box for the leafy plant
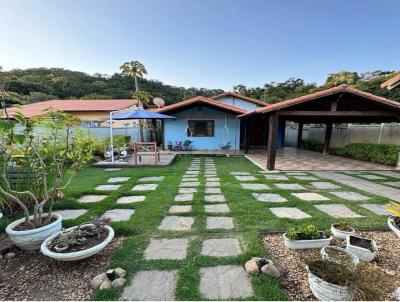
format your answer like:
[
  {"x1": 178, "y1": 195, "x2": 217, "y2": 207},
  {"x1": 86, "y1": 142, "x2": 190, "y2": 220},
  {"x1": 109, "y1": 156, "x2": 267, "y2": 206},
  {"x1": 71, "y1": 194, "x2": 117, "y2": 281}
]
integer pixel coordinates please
[
  {"x1": 334, "y1": 221, "x2": 353, "y2": 232},
  {"x1": 286, "y1": 224, "x2": 330, "y2": 240}
]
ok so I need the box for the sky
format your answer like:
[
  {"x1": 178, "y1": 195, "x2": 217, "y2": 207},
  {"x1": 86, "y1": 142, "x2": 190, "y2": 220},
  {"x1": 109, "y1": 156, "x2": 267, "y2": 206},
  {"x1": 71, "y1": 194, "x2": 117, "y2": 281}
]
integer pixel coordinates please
[{"x1": 0, "y1": 0, "x2": 399, "y2": 90}]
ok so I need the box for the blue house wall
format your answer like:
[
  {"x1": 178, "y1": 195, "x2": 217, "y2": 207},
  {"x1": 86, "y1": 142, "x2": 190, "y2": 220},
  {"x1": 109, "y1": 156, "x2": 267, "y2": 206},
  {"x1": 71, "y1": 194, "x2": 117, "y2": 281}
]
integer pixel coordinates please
[{"x1": 163, "y1": 106, "x2": 241, "y2": 150}]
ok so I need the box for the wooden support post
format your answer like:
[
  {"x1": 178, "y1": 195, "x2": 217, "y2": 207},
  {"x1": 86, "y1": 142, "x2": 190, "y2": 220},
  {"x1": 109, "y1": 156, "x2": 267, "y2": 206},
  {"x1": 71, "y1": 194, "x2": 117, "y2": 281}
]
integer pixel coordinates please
[
  {"x1": 297, "y1": 122, "x2": 303, "y2": 148},
  {"x1": 323, "y1": 122, "x2": 333, "y2": 154},
  {"x1": 160, "y1": 120, "x2": 165, "y2": 150},
  {"x1": 266, "y1": 114, "x2": 278, "y2": 170},
  {"x1": 244, "y1": 119, "x2": 249, "y2": 154}
]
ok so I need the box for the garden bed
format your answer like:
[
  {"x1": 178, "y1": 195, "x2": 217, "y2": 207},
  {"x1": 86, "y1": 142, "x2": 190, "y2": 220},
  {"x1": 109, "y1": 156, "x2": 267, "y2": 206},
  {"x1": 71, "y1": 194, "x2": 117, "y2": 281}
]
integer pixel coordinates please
[{"x1": 262, "y1": 230, "x2": 400, "y2": 301}]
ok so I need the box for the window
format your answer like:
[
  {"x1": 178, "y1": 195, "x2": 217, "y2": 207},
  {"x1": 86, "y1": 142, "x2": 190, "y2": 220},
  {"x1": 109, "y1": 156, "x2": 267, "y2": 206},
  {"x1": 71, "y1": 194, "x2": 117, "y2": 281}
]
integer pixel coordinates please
[{"x1": 188, "y1": 120, "x2": 214, "y2": 137}]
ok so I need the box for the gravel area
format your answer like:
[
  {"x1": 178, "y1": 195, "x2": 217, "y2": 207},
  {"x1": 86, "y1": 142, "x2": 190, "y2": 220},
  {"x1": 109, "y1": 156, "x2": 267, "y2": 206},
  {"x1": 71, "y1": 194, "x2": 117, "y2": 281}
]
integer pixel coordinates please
[
  {"x1": 262, "y1": 231, "x2": 400, "y2": 301},
  {"x1": 0, "y1": 235, "x2": 124, "y2": 301}
]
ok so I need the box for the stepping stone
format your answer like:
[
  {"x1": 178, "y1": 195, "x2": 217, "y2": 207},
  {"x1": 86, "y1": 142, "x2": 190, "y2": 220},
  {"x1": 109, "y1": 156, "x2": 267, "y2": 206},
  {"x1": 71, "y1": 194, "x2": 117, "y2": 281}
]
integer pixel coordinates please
[
  {"x1": 121, "y1": 270, "x2": 178, "y2": 301},
  {"x1": 104, "y1": 168, "x2": 121, "y2": 171},
  {"x1": 205, "y1": 187, "x2": 222, "y2": 194},
  {"x1": 315, "y1": 204, "x2": 363, "y2": 218},
  {"x1": 169, "y1": 205, "x2": 192, "y2": 213},
  {"x1": 252, "y1": 193, "x2": 287, "y2": 203},
  {"x1": 384, "y1": 181, "x2": 400, "y2": 187},
  {"x1": 311, "y1": 182, "x2": 341, "y2": 190},
  {"x1": 117, "y1": 196, "x2": 146, "y2": 204},
  {"x1": 95, "y1": 184, "x2": 121, "y2": 191},
  {"x1": 107, "y1": 177, "x2": 130, "y2": 183},
  {"x1": 145, "y1": 238, "x2": 189, "y2": 260},
  {"x1": 235, "y1": 176, "x2": 257, "y2": 181},
  {"x1": 199, "y1": 265, "x2": 253, "y2": 299},
  {"x1": 231, "y1": 172, "x2": 251, "y2": 175},
  {"x1": 205, "y1": 194, "x2": 225, "y2": 203},
  {"x1": 286, "y1": 172, "x2": 308, "y2": 176},
  {"x1": 293, "y1": 176, "x2": 318, "y2": 181},
  {"x1": 359, "y1": 174, "x2": 386, "y2": 180},
  {"x1": 270, "y1": 207, "x2": 311, "y2": 219},
  {"x1": 175, "y1": 194, "x2": 193, "y2": 202},
  {"x1": 188, "y1": 167, "x2": 200, "y2": 171},
  {"x1": 205, "y1": 172, "x2": 217, "y2": 176},
  {"x1": 179, "y1": 187, "x2": 197, "y2": 194},
  {"x1": 102, "y1": 209, "x2": 135, "y2": 222},
  {"x1": 329, "y1": 191, "x2": 370, "y2": 201},
  {"x1": 206, "y1": 217, "x2": 234, "y2": 229},
  {"x1": 53, "y1": 209, "x2": 87, "y2": 220},
  {"x1": 259, "y1": 170, "x2": 280, "y2": 173},
  {"x1": 132, "y1": 183, "x2": 158, "y2": 191},
  {"x1": 158, "y1": 216, "x2": 194, "y2": 231},
  {"x1": 182, "y1": 177, "x2": 198, "y2": 182},
  {"x1": 292, "y1": 192, "x2": 329, "y2": 201},
  {"x1": 139, "y1": 176, "x2": 165, "y2": 182},
  {"x1": 264, "y1": 175, "x2": 289, "y2": 181},
  {"x1": 77, "y1": 195, "x2": 107, "y2": 203},
  {"x1": 206, "y1": 177, "x2": 220, "y2": 182},
  {"x1": 186, "y1": 171, "x2": 200, "y2": 175},
  {"x1": 240, "y1": 183, "x2": 270, "y2": 190},
  {"x1": 275, "y1": 183, "x2": 306, "y2": 190},
  {"x1": 360, "y1": 204, "x2": 391, "y2": 216},
  {"x1": 180, "y1": 181, "x2": 200, "y2": 187},
  {"x1": 205, "y1": 204, "x2": 230, "y2": 213},
  {"x1": 201, "y1": 238, "x2": 241, "y2": 257},
  {"x1": 206, "y1": 182, "x2": 220, "y2": 187}
]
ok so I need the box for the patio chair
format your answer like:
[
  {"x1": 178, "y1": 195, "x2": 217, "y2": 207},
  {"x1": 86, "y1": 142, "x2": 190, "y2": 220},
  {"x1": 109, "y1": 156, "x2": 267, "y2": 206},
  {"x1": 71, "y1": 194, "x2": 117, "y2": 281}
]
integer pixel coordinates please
[{"x1": 131, "y1": 142, "x2": 160, "y2": 165}]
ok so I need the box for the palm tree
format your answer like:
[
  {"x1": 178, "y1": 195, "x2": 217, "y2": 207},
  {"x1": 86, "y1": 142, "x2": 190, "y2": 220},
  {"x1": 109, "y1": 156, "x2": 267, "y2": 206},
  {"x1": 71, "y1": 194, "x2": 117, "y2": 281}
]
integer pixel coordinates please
[
  {"x1": 120, "y1": 60, "x2": 147, "y2": 92},
  {"x1": 131, "y1": 90, "x2": 153, "y2": 142}
]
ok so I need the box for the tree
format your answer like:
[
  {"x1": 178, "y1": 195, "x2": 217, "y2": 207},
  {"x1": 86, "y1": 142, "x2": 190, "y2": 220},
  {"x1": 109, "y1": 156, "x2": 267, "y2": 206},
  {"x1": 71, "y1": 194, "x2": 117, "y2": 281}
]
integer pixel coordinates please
[
  {"x1": 131, "y1": 90, "x2": 152, "y2": 107},
  {"x1": 325, "y1": 71, "x2": 359, "y2": 88},
  {"x1": 120, "y1": 60, "x2": 147, "y2": 92}
]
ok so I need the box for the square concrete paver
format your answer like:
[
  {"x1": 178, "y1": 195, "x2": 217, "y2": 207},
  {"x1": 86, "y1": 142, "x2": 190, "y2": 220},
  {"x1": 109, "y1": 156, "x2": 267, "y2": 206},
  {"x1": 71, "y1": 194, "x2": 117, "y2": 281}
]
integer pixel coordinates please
[
  {"x1": 95, "y1": 184, "x2": 121, "y2": 191},
  {"x1": 206, "y1": 217, "x2": 234, "y2": 229},
  {"x1": 311, "y1": 182, "x2": 341, "y2": 190},
  {"x1": 252, "y1": 193, "x2": 287, "y2": 203},
  {"x1": 275, "y1": 183, "x2": 306, "y2": 190},
  {"x1": 205, "y1": 204, "x2": 230, "y2": 213},
  {"x1": 53, "y1": 209, "x2": 87, "y2": 220},
  {"x1": 199, "y1": 265, "x2": 253, "y2": 299},
  {"x1": 179, "y1": 187, "x2": 197, "y2": 194},
  {"x1": 359, "y1": 174, "x2": 386, "y2": 180},
  {"x1": 230, "y1": 172, "x2": 251, "y2": 175},
  {"x1": 384, "y1": 181, "x2": 400, "y2": 187},
  {"x1": 121, "y1": 270, "x2": 178, "y2": 301},
  {"x1": 145, "y1": 238, "x2": 189, "y2": 260},
  {"x1": 240, "y1": 183, "x2": 270, "y2": 190},
  {"x1": 205, "y1": 194, "x2": 225, "y2": 203},
  {"x1": 77, "y1": 195, "x2": 107, "y2": 203},
  {"x1": 132, "y1": 183, "x2": 158, "y2": 191},
  {"x1": 292, "y1": 192, "x2": 329, "y2": 201},
  {"x1": 201, "y1": 238, "x2": 241, "y2": 257},
  {"x1": 329, "y1": 191, "x2": 370, "y2": 201},
  {"x1": 186, "y1": 171, "x2": 200, "y2": 175},
  {"x1": 205, "y1": 187, "x2": 222, "y2": 194},
  {"x1": 264, "y1": 175, "x2": 289, "y2": 181},
  {"x1": 180, "y1": 182, "x2": 200, "y2": 187},
  {"x1": 182, "y1": 177, "x2": 198, "y2": 182},
  {"x1": 117, "y1": 196, "x2": 146, "y2": 204},
  {"x1": 169, "y1": 205, "x2": 192, "y2": 213},
  {"x1": 206, "y1": 177, "x2": 220, "y2": 182},
  {"x1": 259, "y1": 170, "x2": 280, "y2": 173},
  {"x1": 286, "y1": 172, "x2": 308, "y2": 176},
  {"x1": 315, "y1": 204, "x2": 363, "y2": 218},
  {"x1": 235, "y1": 175, "x2": 257, "y2": 181},
  {"x1": 206, "y1": 181, "x2": 220, "y2": 187},
  {"x1": 107, "y1": 177, "x2": 130, "y2": 183},
  {"x1": 104, "y1": 168, "x2": 121, "y2": 171},
  {"x1": 139, "y1": 176, "x2": 165, "y2": 182},
  {"x1": 360, "y1": 204, "x2": 390, "y2": 215},
  {"x1": 102, "y1": 209, "x2": 135, "y2": 222},
  {"x1": 175, "y1": 194, "x2": 193, "y2": 202},
  {"x1": 270, "y1": 207, "x2": 311, "y2": 219},
  {"x1": 293, "y1": 176, "x2": 319, "y2": 181},
  {"x1": 205, "y1": 172, "x2": 217, "y2": 176},
  {"x1": 158, "y1": 216, "x2": 194, "y2": 231}
]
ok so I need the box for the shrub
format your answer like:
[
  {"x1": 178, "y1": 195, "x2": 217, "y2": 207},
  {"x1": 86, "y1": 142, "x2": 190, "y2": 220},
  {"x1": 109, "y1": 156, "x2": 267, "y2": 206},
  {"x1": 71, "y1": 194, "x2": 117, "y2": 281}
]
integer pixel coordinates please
[{"x1": 286, "y1": 224, "x2": 330, "y2": 240}]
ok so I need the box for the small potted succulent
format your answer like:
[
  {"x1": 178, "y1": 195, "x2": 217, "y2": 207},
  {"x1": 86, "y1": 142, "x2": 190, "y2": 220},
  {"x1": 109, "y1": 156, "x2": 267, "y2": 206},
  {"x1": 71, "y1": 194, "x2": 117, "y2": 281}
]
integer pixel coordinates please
[
  {"x1": 283, "y1": 224, "x2": 332, "y2": 249},
  {"x1": 346, "y1": 235, "x2": 378, "y2": 262},
  {"x1": 385, "y1": 201, "x2": 400, "y2": 238},
  {"x1": 330, "y1": 221, "x2": 355, "y2": 240}
]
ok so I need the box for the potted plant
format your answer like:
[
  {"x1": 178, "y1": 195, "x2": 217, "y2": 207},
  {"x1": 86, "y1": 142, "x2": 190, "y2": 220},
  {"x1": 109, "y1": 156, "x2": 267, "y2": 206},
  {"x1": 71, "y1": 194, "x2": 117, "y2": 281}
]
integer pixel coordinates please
[
  {"x1": 41, "y1": 217, "x2": 114, "y2": 261},
  {"x1": 283, "y1": 224, "x2": 332, "y2": 249},
  {"x1": 385, "y1": 201, "x2": 400, "y2": 238},
  {"x1": 346, "y1": 235, "x2": 378, "y2": 262},
  {"x1": 330, "y1": 221, "x2": 355, "y2": 240},
  {"x1": 320, "y1": 246, "x2": 359, "y2": 270}
]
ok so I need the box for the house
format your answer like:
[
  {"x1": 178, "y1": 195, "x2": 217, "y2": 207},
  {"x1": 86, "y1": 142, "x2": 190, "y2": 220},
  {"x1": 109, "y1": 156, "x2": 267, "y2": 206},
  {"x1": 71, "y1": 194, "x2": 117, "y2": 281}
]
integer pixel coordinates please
[{"x1": 381, "y1": 73, "x2": 400, "y2": 90}]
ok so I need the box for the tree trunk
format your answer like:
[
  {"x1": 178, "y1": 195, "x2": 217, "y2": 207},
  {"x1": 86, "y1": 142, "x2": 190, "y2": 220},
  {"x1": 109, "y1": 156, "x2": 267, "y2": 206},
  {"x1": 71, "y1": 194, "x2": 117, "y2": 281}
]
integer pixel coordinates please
[{"x1": 139, "y1": 120, "x2": 145, "y2": 142}]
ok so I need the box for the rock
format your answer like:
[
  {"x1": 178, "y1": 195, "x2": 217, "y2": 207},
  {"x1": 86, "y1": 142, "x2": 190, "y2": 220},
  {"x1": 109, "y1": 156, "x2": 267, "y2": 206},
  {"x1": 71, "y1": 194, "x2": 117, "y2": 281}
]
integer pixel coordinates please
[
  {"x1": 99, "y1": 279, "x2": 111, "y2": 290},
  {"x1": 385, "y1": 269, "x2": 396, "y2": 276},
  {"x1": 261, "y1": 262, "x2": 280, "y2": 278},
  {"x1": 256, "y1": 258, "x2": 270, "y2": 270},
  {"x1": 0, "y1": 254, "x2": 3, "y2": 260},
  {"x1": 91, "y1": 273, "x2": 107, "y2": 289},
  {"x1": 245, "y1": 259, "x2": 259, "y2": 275},
  {"x1": 106, "y1": 269, "x2": 116, "y2": 281},
  {"x1": 114, "y1": 267, "x2": 126, "y2": 278},
  {"x1": 5, "y1": 252, "x2": 15, "y2": 259},
  {"x1": 111, "y1": 277, "x2": 126, "y2": 288}
]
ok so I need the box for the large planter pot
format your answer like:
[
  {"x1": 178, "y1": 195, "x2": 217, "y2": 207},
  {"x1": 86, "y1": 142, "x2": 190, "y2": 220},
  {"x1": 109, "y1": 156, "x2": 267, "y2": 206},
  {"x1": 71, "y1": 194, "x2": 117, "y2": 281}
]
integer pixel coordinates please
[
  {"x1": 41, "y1": 224, "x2": 114, "y2": 261},
  {"x1": 6, "y1": 213, "x2": 62, "y2": 251},
  {"x1": 283, "y1": 233, "x2": 332, "y2": 250},
  {"x1": 321, "y1": 246, "x2": 359, "y2": 270},
  {"x1": 307, "y1": 269, "x2": 354, "y2": 301},
  {"x1": 346, "y1": 235, "x2": 377, "y2": 262},
  {"x1": 330, "y1": 223, "x2": 355, "y2": 240},
  {"x1": 0, "y1": 212, "x2": 3, "y2": 220},
  {"x1": 388, "y1": 216, "x2": 400, "y2": 239}
]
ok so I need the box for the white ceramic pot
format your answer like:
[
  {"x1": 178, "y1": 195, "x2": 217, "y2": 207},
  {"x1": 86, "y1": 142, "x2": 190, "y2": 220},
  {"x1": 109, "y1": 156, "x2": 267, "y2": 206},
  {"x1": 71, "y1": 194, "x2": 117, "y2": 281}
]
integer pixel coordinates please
[
  {"x1": 0, "y1": 212, "x2": 3, "y2": 220},
  {"x1": 330, "y1": 224, "x2": 355, "y2": 240},
  {"x1": 308, "y1": 269, "x2": 353, "y2": 301},
  {"x1": 346, "y1": 235, "x2": 377, "y2": 262},
  {"x1": 388, "y1": 216, "x2": 400, "y2": 239},
  {"x1": 40, "y1": 224, "x2": 114, "y2": 261},
  {"x1": 320, "y1": 246, "x2": 359, "y2": 270},
  {"x1": 6, "y1": 213, "x2": 62, "y2": 250},
  {"x1": 283, "y1": 233, "x2": 332, "y2": 250}
]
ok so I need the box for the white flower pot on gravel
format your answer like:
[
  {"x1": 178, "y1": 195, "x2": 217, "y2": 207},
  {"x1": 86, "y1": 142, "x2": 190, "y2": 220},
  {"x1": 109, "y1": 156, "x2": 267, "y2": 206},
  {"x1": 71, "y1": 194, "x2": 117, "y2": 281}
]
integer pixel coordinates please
[
  {"x1": 330, "y1": 223, "x2": 355, "y2": 240},
  {"x1": 41, "y1": 224, "x2": 114, "y2": 261},
  {"x1": 346, "y1": 235, "x2": 377, "y2": 262},
  {"x1": 283, "y1": 233, "x2": 332, "y2": 250},
  {"x1": 6, "y1": 213, "x2": 62, "y2": 251},
  {"x1": 388, "y1": 216, "x2": 400, "y2": 239},
  {"x1": 320, "y1": 246, "x2": 359, "y2": 270},
  {"x1": 307, "y1": 269, "x2": 353, "y2": 301},
  {"x1": 0, "y1": 212, "x2": 3, "y2": 220}
]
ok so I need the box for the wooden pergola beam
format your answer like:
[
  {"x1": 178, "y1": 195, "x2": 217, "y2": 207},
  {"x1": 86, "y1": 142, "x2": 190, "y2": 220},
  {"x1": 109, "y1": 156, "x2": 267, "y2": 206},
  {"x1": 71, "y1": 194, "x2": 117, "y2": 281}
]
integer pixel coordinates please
[
  {"x1": 277, "y1": 111, "x2": 399, "y2": 117},
  {"x1": 266, "y1": 114, "x2": 278, "y2": 170}
]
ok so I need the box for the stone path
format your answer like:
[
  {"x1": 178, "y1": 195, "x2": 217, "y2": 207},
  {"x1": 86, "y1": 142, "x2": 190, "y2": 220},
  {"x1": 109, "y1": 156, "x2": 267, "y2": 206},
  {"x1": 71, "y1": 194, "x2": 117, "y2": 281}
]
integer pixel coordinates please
[
  {"x1": 314, "y1": 204, "x2": 363, "y2": 218},
  {"x1": 53, "y1": 209, "x2": 87, "y2": 220},
  {"x1": 102, "y1": 209, "x2": 135, "y2": 222},
  {"x1": 269, "y1": 207, "x2": 311, "y2": 219},
  {"x1": 77, "y1": 195, "x2": 107, "y2": 203}
]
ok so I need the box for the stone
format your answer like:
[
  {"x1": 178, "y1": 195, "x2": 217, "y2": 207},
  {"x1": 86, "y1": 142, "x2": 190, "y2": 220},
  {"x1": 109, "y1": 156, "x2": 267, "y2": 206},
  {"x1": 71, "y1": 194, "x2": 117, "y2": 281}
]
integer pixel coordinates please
[
  {"x1": 111, "y1": 278, "x2": 126, "y2": 288},
  {"x1": 260, "y1": 262, "x2": 281, "y2": 278},
  {"x1": 5, "y1": 252, "x2": 15, "y2": 259},
  {"x1": 384, "y1": 181, "x2": 400, "y2": 187},
  {"x1": 175, "y1": 194, "x2": 193, "y2": 202},
  {"x1": 158, "y1": 216, "x2": 194, "y2": 231},
  {"x1": 132, "y1": 183, "x2": 158, "y2": 191},
  {"x1": 180, "y1": 181, "x2": 200, "y2": 187},
  {"x1": 230, "y1": 172, "x2": 251, "y2": 175},
  {"x1": 240, "y1": 183, "x2": 270, "y2": 190},
  {"x1": 292, "y1": 192, "x2": 329, "y2": 201},
  {"x1": 286, "y1": 172, "x2": 308, "y2": 176},
  {"x1": 205, "y1": 187, "x2": 222, "y2": 194},
  {"x1": 245, "y1": 259, "x2": 259, "y2": 275},
  {"x1": 205, "y1": 204, "x2": 230, "y2": 213},
  {"x1": 99, "y1": 279, "x2": 111, "y2": 290},
  {"x1": 360, "y1": 204, "x2": 391, "y2": 215},
  {"x1": 102, "y1": 209, "x2": 135, "y2": 222},
  {"x1": 53, "y1": 209, "x2": 87, "y2": 220},
  {"x1": 206, "y1": 217, "x2": 234, "y2": 229},
  {"x1": 310, "y1": 182, "x2": 341, "y2": 190},
  {"x1": 107, "y1": 177, "x2": 130, "y2": 183},
  {"x1": 205, "y1": 172, "x2": 217, "y2": 176},
  {"x1": 270, "y1": 207, "x2": 311, "y2": 219},
  {"x1": 206, "y1": 177, "x2": 220, "y2": 182},
  {"x1": 315, "y1": 204, "x2": 363, "y2": 218},
  {"x1": 115, "y1": 267, "x2": 127, "y2": 278},
  {"x1": 77, "y1": 195, "x2": 107, "y2": 203},
  {"x1": 95, "y1": 184, "x2": 121, "y2": 191},
  {"x1": 179, "y1": 187, "x2": 197, "y2": 194},
  {"x1": 186, "y1": 170, "x2": 200, "y2": 175},
  {"x1": 359, "y1": 174, "x2": 386, "y2": 180},
  {"x1": 104, "y1": 168, "x2": 121, "y2": 171},
  {"x1": 275, "y1": 183, "x2": 306, "y2": 190},
  {"x1": 204, "y1": 194, "x2": 225, "y2": 203},
  {"x1": 144, "y1": 238, "x2": 189, "y2": 260},
  {"x1": 199, "y1": 265, "x2": 253, "y2": 299},
  {"x1": 235, "y1": 175, "x2": 257, "y2": 181},
  {"x1": 169, "y1": 205, "x2": 192, "y2": 213},
  {"x1": 293, "y1": 176, "x2": 318, "y2": 181},
  {"x1": 117, "y1": 196, "x2": 145, "y2": 204},
  {"x1": 201, "y1": 238, "x2": 241, "y2": 257},
  {"x1": 91, "y1": 273, "x2": 107, "y2": 289},
  {"x1": 252, "y1": 193, "x2": 287, "y2": 203},
  {"x1": 139, "y1": 176, "x2": 165, "y2": 182},
  {"x1": 182, "y1": 177, "x2": 198, "y2": 182},
  {"x1": 206, "y1": 181, "x2": 220, "y2": 187},
  {"x1": 329, "y1": 191, "x2": 370, "y2": 201},
  {"x1": 264, "y1": 175, "x2": 289, "y2": 181},
  {"x1": 259, "y1": 170, "x2": 280, "y2": 173}
]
